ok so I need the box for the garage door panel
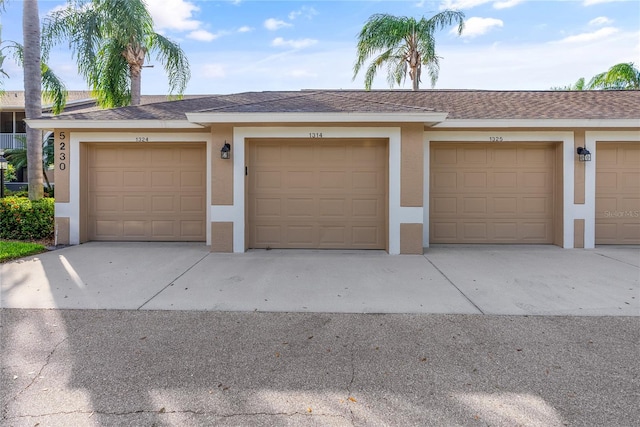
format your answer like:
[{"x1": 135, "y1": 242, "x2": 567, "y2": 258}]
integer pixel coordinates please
[
  {"x1": 288, "y1": 171, "x2": 314, "y2": 188},
  {"x1": 93, "y1": 194, "x2": 120, "y2": 213},
  {"x1": 494, "y1": 198, "x2": 517, "y2": 214},
  {"x1": 248, "y1": 139, "x2": 386, "y2": 249},
  {"x1": 433, "y1": 197, "x2": 457, "y2": 214},
  {"x1": 255, "y1": 171, "x2": 281, "y2": 189},
  {"x1": 494, "y1": 222, "x2": 517, "y2": 239},
  {"x1": 94, "y1": 170, "x2": 121, "y2": 188},
  {"x1": 287, "y1": 198, "x2": 315, "y2": 217},
  {"x1": 123, "y1": 195, "x2": 146, "y2": 213},
  {"x1": 596, "y1": 143, "x2": 640, "y2": 244},
  {"x1": 352, "y1": 198, "x2": 380, "y2": 218},
  {"x1": 431, "y1": 143, "x2": 555, "y2": 244},
  {"x1": 122, "y1": 171, "x2": 146, "y2": 187},
  {"x1": 320, "y1": 171, "x2": 346, "y2": 188},
  {"x1": 123, "y1": 221, "x2": 145, "y2": 237},
  {"x1": 88, "y1": 143, "x2": 205, "y2": 241},
  {"x1": 463, "y1": 147, "x2": 488, "y2": 163},
  {"x1": 151, "y1": 195, "x2": 174, "y2": 212}
]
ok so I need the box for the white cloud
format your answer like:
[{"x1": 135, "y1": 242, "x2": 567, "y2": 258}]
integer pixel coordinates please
[
  {"x1": 583, "y1": 0, "x2": 621, "y2": 5},
  {"x1": 435, "y1": 29, "x2": 639, "y2": 90},
  {"x1": 271, "y1": 37, "x2": 318, "y2": 49},
  {"x1": 264, "y1": 18, "x2": 292, "y2": 31},
  {"x1": 458, "y1": 17, "x2": 504, "y2": 38},
  {"x1": 440, "y1": 0, "x2": 490, "y2": 9},
  {"x1": 146, "y1": 0, "x2": 201, "y2": 31},
  {"x1": 188, "y1": 30, "x2": 218, "y2": 42},
  {"x1": 201, "y1": 64, "x2": 225, "y2": 78},
  {"x1": 555, "y1": 27, "x2": 620, "y2": 43},
  {"x1": 238, "y1": 26, "x2": 253, "y2": 33},
  {"x1": 440, "y1": 0, "x2": 523, "y2": 9},
  {"x1": 589, "y1": 16, "x2": 613, "y2": 26},
  {"x1": 288, "y1": 6, "x2": 318, "y2": 20},
  {"x1": 493, "y1": 0, "x2": 525, "y2": 9}
]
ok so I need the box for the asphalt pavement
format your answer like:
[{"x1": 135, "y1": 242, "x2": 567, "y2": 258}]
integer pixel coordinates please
[{"x1": 1, "y1": 243, "x2": 639, "y2": 426}]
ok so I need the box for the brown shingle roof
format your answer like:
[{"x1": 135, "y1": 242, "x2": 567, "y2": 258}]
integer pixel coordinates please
[{"x1": 41, "y1": 89, "x2": 640, "y2": 121}]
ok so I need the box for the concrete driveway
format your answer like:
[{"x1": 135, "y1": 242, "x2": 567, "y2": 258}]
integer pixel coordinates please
[
  {"x1": 2, "y1": 244, "x2": 639, "y2": 426},
  {"x1": 1, "y1": 242, "x2": 638, "y2": 316}
]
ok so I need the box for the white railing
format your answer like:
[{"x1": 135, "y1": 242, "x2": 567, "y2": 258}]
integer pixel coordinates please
[{"x1": 0, "y1": 133, "x2": 26, "y2": 151}]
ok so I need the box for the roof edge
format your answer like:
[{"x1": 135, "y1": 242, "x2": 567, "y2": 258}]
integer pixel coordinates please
[
  {"x1": 433, "y1": 119, "x2": 640, "y2": 128},
  {"x1": 186, "y1": 112, "x2": 449, "y2": 125},
  {"x1": 25, "y1": 119, "x2": 205, "y2": 130}
]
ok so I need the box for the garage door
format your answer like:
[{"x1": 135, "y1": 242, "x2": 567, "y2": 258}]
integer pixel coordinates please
[
  {"x1": 87, "y1": 143, "x2": 206, "y2": 241},
  {"x1": 247, "y1": 138, "x2": 387, "y2": 249},
  {"x1": 430, "y1": 143, "x2": 555, "y2": 243},
  {"x1": 596, "y1": 142, "x2": 640, "y2": 244}
]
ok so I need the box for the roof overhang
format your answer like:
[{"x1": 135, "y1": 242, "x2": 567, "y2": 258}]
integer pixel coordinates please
[
  {"x1": 433, "y1": 119, "x2": 640, "y2": 128},
  {"x1": 186, "y1": 112, "x2": 449, "y2": 126},
  {"x1": 25, "y1": 119, "x2": 205, "y2": 130}
]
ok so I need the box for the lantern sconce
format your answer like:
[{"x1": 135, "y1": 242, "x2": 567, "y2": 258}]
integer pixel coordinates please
[
  {"x1": 577, "y1": 146, "x2": 591, "y2": 162},
  {"x1": 220, "y1": 141, "x2": 231, "y2": 159}
]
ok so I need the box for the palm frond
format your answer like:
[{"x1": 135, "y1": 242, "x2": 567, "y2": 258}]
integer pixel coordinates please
[
  {"x1": 148, "y1": 33, "x2": 190, "y2": 96},
  {"x1": 41, "y1": 63, "x2": 68, "y2": 114}
]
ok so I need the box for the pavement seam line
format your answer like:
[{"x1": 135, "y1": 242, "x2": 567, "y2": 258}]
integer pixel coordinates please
[
  {"x1": 594, "y1": 252, "x2": 640, "y2": 268},
  {"x1": 422, "y1": 255, "x2": 485, "y2": 315},
  {"x1": 137, "y1": 252, "x2": 211, "y2": 310}
]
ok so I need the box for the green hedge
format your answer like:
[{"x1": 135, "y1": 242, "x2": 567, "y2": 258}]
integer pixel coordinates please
[{"x1": 0, "y1": 197, "x2": 55, "y2": 240}]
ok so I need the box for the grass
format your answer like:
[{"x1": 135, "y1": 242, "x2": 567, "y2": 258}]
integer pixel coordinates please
[{"x1": 0, "y1": 240, "x2": 47, "y2": 263}]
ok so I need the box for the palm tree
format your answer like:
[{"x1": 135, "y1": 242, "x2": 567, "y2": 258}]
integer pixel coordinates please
[
  {"x1": 587, "y1": 62, "x2": 640, "y2": 90},
  {"x1": 4, "y1": 134, "x2": 55, "y2": 193},
  {"x1": 353, "y1": 11, "x2": 465, "y2": 91},
  {"x1": 8, "y1": 42, "x2": 68, "y2": 114},
  {"x1": 551, "y1": 77, "x2": 586, "y2": 91},
  {"x1": 23, "y1": 0, "x2": 44, "y2": 200},
  {"x1": 43, "y1": 0, "x2": 190, "y2": 108}
]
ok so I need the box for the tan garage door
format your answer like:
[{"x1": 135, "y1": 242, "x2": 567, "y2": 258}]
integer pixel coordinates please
[
  {"x1": 596, "y1": 142, "x2": 640, "y2": 244},
  {"x1": 430, "y1": 143, "x2": 555, "y2": 243},
  {"x1": 247, "y1": 138, "x2": 387, "y2": 249},
  {"x1": 87, "y1": 143, "x2": 206, "y2": 241}
]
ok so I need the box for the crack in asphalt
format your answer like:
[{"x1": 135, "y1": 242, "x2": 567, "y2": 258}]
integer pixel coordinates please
[
  {"x1": 4, "y1": 409, "x2": 350, "y2": 420},
  {"x1": 345, "y1": 339, "x2": 357, "y2": 426},
  {"x1": 2, "y1": 329, "x2": 74, "y2": 422}
]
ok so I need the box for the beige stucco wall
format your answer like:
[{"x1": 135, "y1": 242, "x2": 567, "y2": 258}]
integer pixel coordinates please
[
  {"x1": 400, "y1": 223, "x2": 423, "y2": 254},
  {"x1": 401, "y1": 124, "x2": 424, "y2": 207},
  {"x1": 211, "y1": 222, "x2": 233, "y2": 253},
  {"x1": 211, "y1": 125, "x2": 234, "y2": 206}
]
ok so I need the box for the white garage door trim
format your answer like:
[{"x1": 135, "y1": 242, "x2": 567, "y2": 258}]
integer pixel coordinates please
[
  {"x1": 424, "y1": 131, "x2": 574, "y2": 248},
  {"x1": 586, "y1": 131, "x2": 640, "y2": 247},
  {"x1": 219, "y1": 127, "x2": 407, "y2": 254},
  {"x1": 58, "y1": 132, "x2": 212, "y2": 245}
]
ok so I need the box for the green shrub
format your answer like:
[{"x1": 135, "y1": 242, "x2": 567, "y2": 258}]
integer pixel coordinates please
[
  {"x1": 4, "y1": 164, "x2": 17, "y2": 182},
  {"x1": 0, "y1": 197, "x2": 55, "y2": 240}
]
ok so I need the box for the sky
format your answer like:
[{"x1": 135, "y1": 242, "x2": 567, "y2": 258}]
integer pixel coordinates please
[{"x1": 1, "y1": 0, "x2": 639, "y2": 95}]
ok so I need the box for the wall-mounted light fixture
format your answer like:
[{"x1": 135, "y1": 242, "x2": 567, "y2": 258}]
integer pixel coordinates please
[
  {"x1": 577, "y1": 147, "x2": 591, "y2": 162},
  {"x1": 220, "y1": 141, "x2": 231, "y2": 159}
]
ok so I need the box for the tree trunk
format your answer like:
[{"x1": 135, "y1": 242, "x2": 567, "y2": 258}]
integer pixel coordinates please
[
  {"x1": 124, "y1": 44, "x2": 146, "y2": 106},
  {"x1": 23, "y1": 0, "x2": 43, "y2": 200}
]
